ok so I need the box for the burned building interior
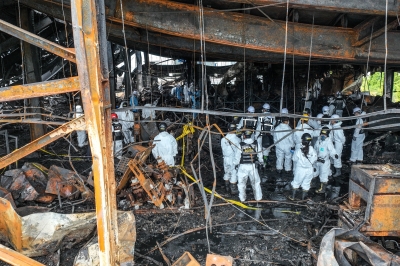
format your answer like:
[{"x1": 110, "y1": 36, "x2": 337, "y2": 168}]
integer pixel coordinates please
[{"x1": 1, "y1": 0, "x2": 400, "y2": 265}]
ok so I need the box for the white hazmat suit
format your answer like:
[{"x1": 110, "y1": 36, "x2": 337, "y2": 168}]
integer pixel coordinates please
[
  {"x1": 273, "y1": 122, "x2": 294, "y2": 171},
  {"x1": 115, "y1": 110, "x2": 135, "y2": 143},
  {"x1": 314, "y1": 136, "x2": 337, "y2": 183},
  {"x1": 350, "y1": 116, "x2": 366, "y2": 162},
  {"x1": 330, "y1": 121, "x2": 345, "y2": 168},
  {"x1": 74, "y1": 107, "x2": 87, "y2": 148},
  {"x1": 152, "y1": 131, "x2": 178, "y2": 166},
  {"x1": 237, "y1": 138, "x2": 263, "y2": 202},
  {"x1": 221, "y1": 133, "x2": 241, "y2": 183},
  {"x1": 291, "y1": 146, "x2": 317, "y2": 191}
]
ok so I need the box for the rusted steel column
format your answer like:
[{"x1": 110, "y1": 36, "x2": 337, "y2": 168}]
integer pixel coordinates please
[
  {"x1": 0, "y1": 244, "x2": 44, "y2": 266},
  {"x1": 71, "y1": 0, "x2": 119, "y2": 264},
  {"x1": 0, "y1": 77, "x2": 80, "y2": 102},
  {"x1": 0, "y1": 116, "x2": 85, "y2": 169},
  {"x1": 0, "y1": 19, "x2": 76, "y2": 63}
]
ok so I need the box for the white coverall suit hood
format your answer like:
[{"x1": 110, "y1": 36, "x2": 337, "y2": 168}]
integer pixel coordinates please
[
  {"x1": 221, "y1": 133, "x2": 241, "y2": 183},
  {"x1": 273, "y1": 123, "x2": 294, "y2": 171},
  {"x1": 152, "y1": 131, "x2": 178, "y2": 166},
  {"x1": 330, "y1": 122, "x2": 345, "y2": 168},
  {"x1": 237, "y1": 138, "x2": 263, "y2": 202},
  {"x1": 314, "y1": 136, "x2": 337, "y2": 183},
  {"x1": 291, "y1": 145, "x2": 317, "y2": 190}
]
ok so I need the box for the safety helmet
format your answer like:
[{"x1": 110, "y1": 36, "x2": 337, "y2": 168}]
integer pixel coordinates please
[
  {"x1": 75, "y1": 105, "x2": 83, "y2": 113},
  {"x1": 228, "y1": 123, "x2": 237, "y2": 132},
  {"x1": 262, "y1": 103, "x2": 270, "y2": 111},
  {"x1": 111, "y1": 113, "x2": 118, "y2": 121},
  {"x1": 301, "y1": 133, "x2": 312, "y2": 142},
  {"x1": 244, "y1": 130, "x2": 253, "y2": 138},
  {"x1": 120, "y1": 101, "x2": 128, "y2": 108},
  {"x1": 320, "y1": 126, "x2": 330, "y2": 136},
  {"x1": 353, "y1": 107, "x2": 362, "y2": 114},
  {"x1": 301, "y1": 113, "x2": 309, "y2": 122},
  {"x1": 281, "y1": 108, "x2": 289, "y2": 114},
  {"x1": 322, "y1": 106, "x2": 330, "y2": 114},
  {"x1": 133, "y1": 90, "x2": 138, "y2": 95},
  {"x1": 158, "y1": 122, "x2": 167, "y2": 132},
  {"x1": 247, "y1": 106, "x2": 255, "y2": 113}
]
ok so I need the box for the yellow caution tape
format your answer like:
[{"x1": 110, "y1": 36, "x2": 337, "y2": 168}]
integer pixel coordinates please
[
  {"x1": 31, "y1": 163, "x2": 49, "y2": 174},
  {"x1": 178, "y1": 166, "x2": 260, "y2": 210},
  {"x1": 176, "y1": 123, "x2": 195, "y2": 141},
  {"x1": 39, "y1": 149, "x2": 84, "y2": 161},
  {"x1": 279, "y1": 210, "x2": 300, "y2": 215}
]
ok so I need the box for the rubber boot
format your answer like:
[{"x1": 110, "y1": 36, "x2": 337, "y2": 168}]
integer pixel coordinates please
[
  {"x1": 329, "y1": 186, "x2": 340, "y2": 200},
  {"x1": 288, "y1": 189, "x2": 298, "y2": 201},
  {"x1": 301, "y1": 190, "x2": 308, "y2": 200},
  {"x1": 225, "y1": 180, "x2": 231, "y2": 193},
  {"x1": 333, "y1": 167, "x2": 341, "y2": 177},
  {"x1": 230, "y1": 183, "x2": 239, "y2": 195},
  {"x1": 315, "y1": 182, "x2": 327, "y2": 194}
]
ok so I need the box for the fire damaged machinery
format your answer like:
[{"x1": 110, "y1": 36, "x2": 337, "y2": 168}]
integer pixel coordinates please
[
  {"x1": 115, "y1": 145, "x2": 192, "y2": 209},
  {"x1": 339, "y1": 164, "x2": 400, "y2": 237}
]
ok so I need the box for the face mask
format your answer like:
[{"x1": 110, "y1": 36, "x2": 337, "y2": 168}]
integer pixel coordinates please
[
  {"x1": 302, "y1": 141, "x2": 309, "y2": 146},
  {"x1": 321, "y1": 135, "x2": 326, "y2": 141}
]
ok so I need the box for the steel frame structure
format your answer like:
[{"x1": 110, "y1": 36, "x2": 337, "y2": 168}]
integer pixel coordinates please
[{"x1": 0, "y1": 0, "x2": 118, "y2": 264}]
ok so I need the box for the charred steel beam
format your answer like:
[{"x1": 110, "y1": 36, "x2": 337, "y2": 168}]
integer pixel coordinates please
[
  {"x1": 222, "y1": 0, "x2": 400, "y2": 16},
  {"x1": 71, "y1": 0, "x2": 119, "y2": 264},
  {"x1": 0, "y1": 76, "x2": 80, "y2": 101},
  {"x1": 353, "y1": 18, "x2": 399, "y2": 47},
  {"x1": 14, "y1": 0, "x2": 400, "y2": 64},
  {"x1": 0, "y1": 19, "x2": 76, "y2": 63},
  {"x1": 0, "y1": 116, "x2": 85, "y2": 169},
  {"x1": 0, "y1": 119, "x2": 66, "y2": 125},
  {"x1": 105, "y1": 0, "x2": 356, "y2": 61}
]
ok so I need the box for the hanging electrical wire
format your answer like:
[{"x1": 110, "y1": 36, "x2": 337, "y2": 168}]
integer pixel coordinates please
[
  {"x1": 279, "y1": 0, "x2": 290, "y2": 113},
  {"x1": 119, "y1": 0, "x2": 134, "y2": 100},
  {"x1": 305, "y1": 14, "x2": 315, "y2": 111},
  {"x1": 384, "y1": 0, "x2": 389, "y2": 111}
]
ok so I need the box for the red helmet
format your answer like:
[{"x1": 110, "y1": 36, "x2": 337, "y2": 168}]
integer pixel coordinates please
[{"x1": 111, "y1": 113, "x2": 118, "y2": 120}]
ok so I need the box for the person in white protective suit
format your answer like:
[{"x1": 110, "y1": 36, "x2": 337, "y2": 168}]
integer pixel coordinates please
[
  {"x1": 74, "y1": 105, "x2": 87, "y2": 149},
  {"x1": 296, "y1": 108, "x2": 319, "y2": 129},
  {"x1": 152, "y1": 122, "x2": 178, "y2": 166},
  {"x1": 255, "y1": 103, "x2": 276, "y2": 168},
  {"x1": 142, "y1": 99, "x2": 157, "y2": 120},
  {"x1": 349, "y1": 107, "x2": 367, "y2": 164},
  {"x1": 237, "y1": 106, "x2": 258, "y2": 137},
  {"x1": 116, "y1": 106, "x2": 135, "y2": 144},
  {"x1": 111, "y1": 113, "x2": 124, "y2": 159},
  {"x1": 290, "y1": 133, "x2": 317, "y2": 200},
  {"x1": 322, "y1": 105, "x2": 330, "y2": 115},
  {"x1": 237, "y1": 130, "x2": 263, "y2": 202},
  {"x1": 293, "y1": 116, "x2": 314, "y2": 150},
  {"x1": 276, "y1": 108, "x2": 289, "y2": 126},
  {"x1": 329, "y1": 114, "x2": 345, "y2": 177},
  {"x1": 220, "y1": 123, "x2": 241, "y2": 195},
  {"x1": 314, "y1": 127, "x2": 338, "y2": 194},
  {"x1": 273, "y1": 116, "x2": 294, "y2": 174},
  {"x1": 328, "y1": 114, "x2": 346, "y2": 200}
]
